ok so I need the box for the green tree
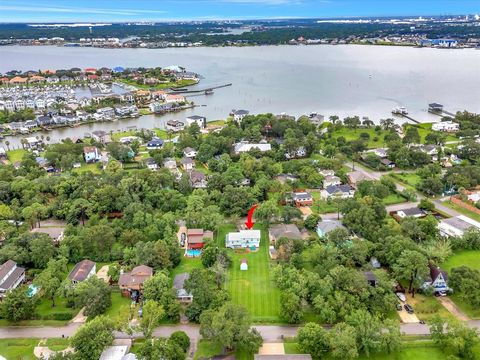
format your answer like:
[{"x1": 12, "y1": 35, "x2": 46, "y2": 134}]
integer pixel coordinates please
[
  {"x1": 200, "y1": 303, "x2": 262, "y2": 353},
  {"x1": 431, "y1": 316, "x2": 480, "y2": 359},
  {"x1": 0, "y1": 286, "x2": 37, "y2": 322},
  {"x1": 328, "y1": 323, "x2": 358, "y2": 360},
  {"x1": 140, "y1": 300, "x2": 165, "y2": 338},
  {"x1": 393, "y1": 250, "x2": 428, "y2": 297},
  {"x1": 71, "y1": 316, "x2": 115, "y2": 360},
  {"x1": 298, "y1": 322, "x2": 330, "y2": 359},
  {"x1": 29, "y1": 234, "x2": 56, "y2": 268},
  {"x1": 74, "y1": 276, "x2": 112, "y2": 318},
  {"x1": 280, "y1": 291, "x2": 303, "y2": 324}
]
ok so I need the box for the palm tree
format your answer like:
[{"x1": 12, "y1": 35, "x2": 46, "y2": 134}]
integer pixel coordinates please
[
  {"x1": 4, "y1": 140, "x2": 10, "y2": 151},
  {"x1": 46, "y1": 136, "x2": 50, "y2": 142}
]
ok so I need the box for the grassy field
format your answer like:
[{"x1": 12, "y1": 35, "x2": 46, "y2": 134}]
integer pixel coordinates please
[
  {"x1": 170, "y1": 256, "x2": 203, "y2": 278},
  {"x1": 217, "y1": 224, "x2": 282, "y2": 323},
  {"x1": 0, "y1": 339, "x2": 38, "y2": 360},
  {"x1": 383, "y1": 193, "x2": 408, "y2": 205},
  {"x1": 194, "y1": 340, "x2": 252, "y2": 360},
  {"x1": 284, "y1": 340, "x2": 466, "y2": 360},
  {"x1": 118, "y1": 78, "x2": 197, "y2": 90},
  {"x1": 153, "y1": 129, "x2": 169, "y2": 140},
  {"x1": 0, "y1": 338, "x2": 70, "y2": 359},
  {"x1": 441, "y1": 200, "x2": 480, "y2": 222},
  {"x1": 409, "y1": 123, "x2": 458, "y2": 143},
  {"x1": 443, "y1": 250, "x2": 480, "y2": 272},
  {"x1": 390, "y1": 172, "x2": 422, "y2": 189},
  {"x1": 328, "y1": 127, "x2": 388, "y2": 148},
  {"x1": 72, "y1": 163, "x2": 102, "y2": 174},
  {"x1": 6, "y1": 148, "x2": 27, "y2": 163},
  {"x1": 408, "y1": 294, "x2": 453, "y2": 322},
  {"x1": 104, "y1": 291, "x2": 133, "y2": 321},
  {"x1": 207, "y1": 120, "x2": 226, "y2": 127}
]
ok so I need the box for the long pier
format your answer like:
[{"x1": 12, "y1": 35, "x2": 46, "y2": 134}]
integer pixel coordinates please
[
  {"x1": 394, "y1": 113, "x2": 420, "y2": 124},
  {"x1": 168, "y1": 83, "x2": 232, "y2": 94}
]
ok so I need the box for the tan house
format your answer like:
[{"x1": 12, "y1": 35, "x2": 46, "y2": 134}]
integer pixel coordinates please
[{"x1": 118, "y1": 265, "x2": 153, "y2": 298}]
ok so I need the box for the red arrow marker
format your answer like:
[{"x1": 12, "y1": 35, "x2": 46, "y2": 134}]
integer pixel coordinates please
[{"x1": 245, "y1": 204, "x2": 258, "y2": 229}]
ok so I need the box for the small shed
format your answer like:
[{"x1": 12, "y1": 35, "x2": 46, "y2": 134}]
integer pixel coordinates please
[{"x1": 240, "y1": 259, "x2": 248, "y2": 271}]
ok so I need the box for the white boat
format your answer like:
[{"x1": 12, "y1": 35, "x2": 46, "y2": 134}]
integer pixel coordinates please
[
  {"x1": 392, "y1": 106, "x2": 408, "y2": 115},
  {"x1": 396, "y1": 292, "x2": 406, "y2": 302}
]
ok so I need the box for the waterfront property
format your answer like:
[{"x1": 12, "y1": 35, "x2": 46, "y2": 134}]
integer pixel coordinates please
[
  {"x1": 185, "y1": 115, "x2": 207, "y2": 129},
  {"x1": 225, "y1": 229, "x2": 261, "y2": 249}
]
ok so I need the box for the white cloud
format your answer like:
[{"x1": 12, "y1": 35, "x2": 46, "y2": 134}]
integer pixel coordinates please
[{"x1": 0, "y1": 5, "x2": 167, "y2": 16}]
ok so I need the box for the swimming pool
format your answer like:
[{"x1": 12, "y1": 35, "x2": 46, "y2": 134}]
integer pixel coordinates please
[
  {"x1": 27, "y1": 284, "x2": 39, "y2": 297},
  {"x1": 186, "y1": 249, "x2": 201, "y2": 257}
]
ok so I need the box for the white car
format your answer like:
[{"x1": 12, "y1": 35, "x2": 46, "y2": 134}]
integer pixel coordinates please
[{"x1": 396, "y1": 292, "x2": 406, "y2": 302}]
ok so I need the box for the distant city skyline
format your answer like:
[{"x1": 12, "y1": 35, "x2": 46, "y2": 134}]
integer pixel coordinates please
[{"x1": 0, "y1": 0, "x2": 478, "y2": 22}]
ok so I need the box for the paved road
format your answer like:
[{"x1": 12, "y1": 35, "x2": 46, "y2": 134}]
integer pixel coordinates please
[{"x1": 0, "y1": 322, "x2": 453, "y2": 340}]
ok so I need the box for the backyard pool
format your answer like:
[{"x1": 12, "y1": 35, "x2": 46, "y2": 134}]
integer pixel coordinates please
[
  {"x1": 186, "y1": 249, "x2": 201, "y2": 257},
  {"x1": 27, "y1": 284, "x2": 39, "y2": 297}
]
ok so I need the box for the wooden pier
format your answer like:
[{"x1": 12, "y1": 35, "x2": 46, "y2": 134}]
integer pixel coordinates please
[
  {"x1": 394, "y1": 113, "x2": 420, "y2": 124},
  {"x1": 168, "y1": 83, "x2": 232, "y2": 94}
]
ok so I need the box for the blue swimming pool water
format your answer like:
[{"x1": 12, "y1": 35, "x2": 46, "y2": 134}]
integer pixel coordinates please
[
  {"x1": 27, "y1": 284, "x2": 39, "y2": 297},
  {"x1": 186, "y1": 249, "x2": 201, "y2": 257}
]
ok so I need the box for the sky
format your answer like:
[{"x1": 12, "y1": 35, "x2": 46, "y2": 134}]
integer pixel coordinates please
[{"x1": 0, "y1": 0, "x2": 478, "y2": 22}]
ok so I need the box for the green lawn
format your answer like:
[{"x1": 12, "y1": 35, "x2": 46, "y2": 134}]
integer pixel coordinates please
[
  {"x1": 441, "y1": 201, "x2": 480, "y2": 222},
  {"x1": 409, "y1": 123, "x2": 458, "y2": 143},
  {"x1": 443, "y1": 250, "x2": 480, "y2": 272},
  {"x1": 383, "y1": 193, "x2": 408, "y2": 206},
  {"x1": 45, "y1": 338, "x2": 70, "y2": 351},
  {"x1": 6, "y1": 149, "x2": 27, "y2": 163},
  {"x1": 104, "y1": 291, "x2": 133, "y2": 322},
  {"x1": 35, "y1": 296, "x2": 77, "y2": 320},
  {"x1": 0, "y1": 339, "x2": 38, "y2": 360},
  {"x1": 153, "y1": 128, "x2": 169, "y2": 140},
  {"x1": 390, "y1": 172, "x2": 422, "y2": 188},
  {"x1": 118, "y1": 78, "x2": 197, "y2": 90},
  {"x1": 207, "y1": 120, "x2": 226, "y2": 127},
  {"x1": 194, "y1": 340, "x2": 253, "y2": 360},
  {"x1": 72, "y1": 163, "x2": 102, "y2": 174},
  {"x1": 218, "y1": 224, "x2": 282, "y2": 323},
  {"x1": 170, "y1": 256, "x2": 203, "y2": 279},
  {"x1": 328, "y1": 127, "x2": 388, "y2": 149},
  {"x1": 284, "y1": 340, "x2": 478, "y2": 360}
]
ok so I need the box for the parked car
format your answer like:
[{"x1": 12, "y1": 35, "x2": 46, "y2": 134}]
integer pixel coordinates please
[
  {"x1": 404, "y1": 304, "x2": 414, "y2": 314},
  {"x1": 396, "y1": 292, "x2": 406, "y2": 302},
  {"x1": 434, "y1": 291, "x2": 447, "y2": 297},
  {"x1": 396, "y1": 303, "x2": 402, "y2": 311}
]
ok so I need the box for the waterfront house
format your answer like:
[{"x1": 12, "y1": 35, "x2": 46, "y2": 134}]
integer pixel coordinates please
[
  {"x1": 183, "y1": 147, "x2": 197, "y2": 158},
  {"x1": 4, "y1": 99, "x2": 15, "y2": 112},
  {"x1": 268, "y1": 224, "x2": 303, "y2": 243},
  {"x1": 92, "y1": 130, "x2": 109, "y2": 143},
  {"x1": 438, "y1": 215, "x2": 480, "y2": 237},
  {"x1": 186, "y1": 115, "x2": 207, "y2": 129},
  {"x1": 152, "y1": 90, "x2": 167, "y2": 100},
  {"x1": 165, "y1": 94, "x2": 185, "y2": 103},
  {"x1": 321, "y1": 184, "x2": 355, "y2": 200},
  {"x1": 292, "y1": 192, "x2": 314, "y2": 207},
  {"x1": 25, "y1": 98, "x2": 36, "y2": 109},
  {"x1": 225, "y1": 229, "x2": 261, "y2": 249},
  {"x1": 181, "y1": 157, "x2": 195, "y2": 171},
  {"x1": 432, "y1": 121, "x2": 460, "y2": 132},
  {"x1": 146, "y1": 138, "x2": 164, "y2": 150},
  {"x1": 322, "y1": 175, "x2": 342, "y2": 188},
  {"x1": 173, "y1": 273, "x2": 193, "y2": 303},
  {"x1": 25, "y1": 136, "x2": 42, "y2": 149},
  {"x1": 83, "y1": 146, "x2": 101, "y2": 163},
  {"x1": 232, "y1": 109, "x2": 249, "y2": 122},
  {"x1": 233, "y1": 141, "x2": 272, "y2": 154},
  {"x1": 35, "y1": 98, "x2": 46, "y2": 109},
  {"x1": 316, "y1": 220, "x2": 346, "y2": 238},
  {"x1": 68, "y1": 259, "x2": 96, "y2": 285},
  {"x1": 46, "y1": 76, "x2": 59, "y2": 83},
  {"x1": 96, "y1": 107, "x2": 115, "y2": 120},
  {"x1": 14, "y1": 99, "x2": 26, "y2": 110},
  {"x1": 308, "y1": 112, "x2": 324, "y2": 126},
  {"x1": 166, "y1": 120, "x2": 185, "y2": 132},
  {"x1": 0, "y1": 260, "x2": 25, "y2": 298},
  {"x1": 36, "y1": 115, "x2": 54, "y2": 127},
  {"x1": 119, "y1": 265, "x2": 153, "y2": 299},
  {"x1": 188, "y1": 170, "x2": 208, "y2": 189}
]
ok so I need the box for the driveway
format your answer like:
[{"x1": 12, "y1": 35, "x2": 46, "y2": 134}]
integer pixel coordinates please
[
  {"x1": 437, "y1": 297, "x2": 470, "y2": 321},
  {"x1": 397, "y1": 308, "x2": 420, "y2": 324}
]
